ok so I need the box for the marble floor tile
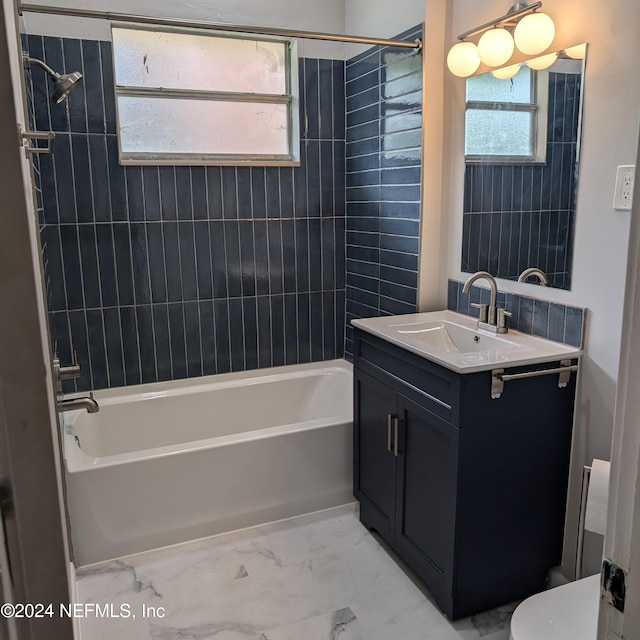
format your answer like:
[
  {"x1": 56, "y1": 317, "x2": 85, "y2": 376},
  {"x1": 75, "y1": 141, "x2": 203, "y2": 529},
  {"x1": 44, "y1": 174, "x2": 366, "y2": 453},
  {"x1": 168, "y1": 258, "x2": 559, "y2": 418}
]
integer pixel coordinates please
[
  {"x1": 75, "y1": 505, "x2": 516, "y2": 640},
  {"x1": 470, "y1": 632, "x2": 511, "y2": 640},
  {"x1": 147, "y1": 607, "x2": 369, "y2": 640},
  {"x1": 451, "y1": 601, "x2": 518, "y2": 640},
  {"x1": 262, "y1": 607, "x2": 369, "y2": 640},
  {"x1": 77, "y1": 610, "x2": 152, "y2": 640}
]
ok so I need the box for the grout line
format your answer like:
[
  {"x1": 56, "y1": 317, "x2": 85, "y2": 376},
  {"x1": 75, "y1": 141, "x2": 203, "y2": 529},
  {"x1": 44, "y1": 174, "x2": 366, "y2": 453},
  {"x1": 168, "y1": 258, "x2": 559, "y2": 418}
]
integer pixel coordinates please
[
  {"x1": 222, "y1": 298, "x2": 232, "y2": 373},
  {"x1": 77, "y1": 39, "x2": 89, "y2": 135},
  {"x1": 97, "y1": 40, "x2": 108, "y2": 135},
  {"x1": 39, "y1": 35, "x2": 54, "y2": 135},
  {"x1": 77, "y1": 310, "x2": 93, "y2": 391},
  {"x1": 141, "y1": 172, "x2": 158, "y2": 382},
  {"x1": 50, "y1": 215, "x2": 350, "y2": 224}
]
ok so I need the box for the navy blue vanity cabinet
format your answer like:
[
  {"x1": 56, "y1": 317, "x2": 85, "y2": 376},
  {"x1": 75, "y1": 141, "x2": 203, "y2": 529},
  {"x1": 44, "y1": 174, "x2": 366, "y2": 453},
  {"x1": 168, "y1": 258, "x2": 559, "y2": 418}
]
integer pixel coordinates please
[
  {"x1": 353, "y1": 328, "x2": 577, "y2": 620},
  {"x1": 354, "y1": 370, "x2": 399, "y2": 540}
]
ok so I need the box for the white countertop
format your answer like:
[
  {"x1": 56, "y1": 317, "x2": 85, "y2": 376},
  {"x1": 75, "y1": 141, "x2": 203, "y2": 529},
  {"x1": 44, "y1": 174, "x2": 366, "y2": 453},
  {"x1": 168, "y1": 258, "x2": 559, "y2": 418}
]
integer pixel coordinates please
[{"x1": 352, "y1": 310, "x2": 582, "y2": 374}]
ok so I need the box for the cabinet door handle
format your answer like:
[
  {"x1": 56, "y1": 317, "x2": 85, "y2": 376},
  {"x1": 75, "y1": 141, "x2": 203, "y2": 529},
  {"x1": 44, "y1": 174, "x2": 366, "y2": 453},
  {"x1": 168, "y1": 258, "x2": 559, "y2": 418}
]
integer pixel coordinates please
[
  {"x1": 393, "y1": 417, "x2": 400, "y2": 457},
  {"x1": 387, "y1": 414, "x2": 393, "y2": 452}
]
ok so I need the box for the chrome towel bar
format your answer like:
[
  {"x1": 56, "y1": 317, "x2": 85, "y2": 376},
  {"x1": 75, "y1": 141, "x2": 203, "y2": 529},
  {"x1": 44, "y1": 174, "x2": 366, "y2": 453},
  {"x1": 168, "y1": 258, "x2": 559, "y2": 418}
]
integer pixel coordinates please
[{"x1": 491, "y1": 359, "x2": 577, "y2": 398}]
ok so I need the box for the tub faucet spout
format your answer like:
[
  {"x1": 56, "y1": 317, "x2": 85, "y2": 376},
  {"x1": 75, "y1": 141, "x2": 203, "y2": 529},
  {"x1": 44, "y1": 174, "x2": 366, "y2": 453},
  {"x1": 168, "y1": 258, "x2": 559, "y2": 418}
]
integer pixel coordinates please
[{"x1": 58, "y1": 393, "x2": 99, "y2": 413}]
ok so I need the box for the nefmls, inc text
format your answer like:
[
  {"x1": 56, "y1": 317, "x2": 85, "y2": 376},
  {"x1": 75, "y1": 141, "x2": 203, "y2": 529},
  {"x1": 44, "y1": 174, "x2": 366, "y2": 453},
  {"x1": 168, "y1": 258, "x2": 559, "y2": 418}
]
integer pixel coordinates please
[{"x1": 59, "y1": 603, "x2": 165, "y2": 618}]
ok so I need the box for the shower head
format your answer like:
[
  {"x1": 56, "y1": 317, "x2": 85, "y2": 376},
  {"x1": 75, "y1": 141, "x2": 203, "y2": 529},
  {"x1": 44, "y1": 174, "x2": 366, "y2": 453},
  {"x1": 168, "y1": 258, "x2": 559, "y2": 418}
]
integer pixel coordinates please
[
  {"x1": 51, "y1": 71, "x2": 83, "y2": 104},
  {"x1": 23, "y1": 56, "x2": 83, "y2": 104}
]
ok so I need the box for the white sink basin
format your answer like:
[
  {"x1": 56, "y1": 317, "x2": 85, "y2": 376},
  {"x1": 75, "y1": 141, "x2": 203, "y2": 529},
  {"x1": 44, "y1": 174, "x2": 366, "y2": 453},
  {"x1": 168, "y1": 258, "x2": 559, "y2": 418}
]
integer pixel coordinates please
[
  {"x1": 352, "y1": 310, "x2": 581, "y2": 373},
  {"x1": 389, "y1": 320, "x2": 519, "y2": 354}
]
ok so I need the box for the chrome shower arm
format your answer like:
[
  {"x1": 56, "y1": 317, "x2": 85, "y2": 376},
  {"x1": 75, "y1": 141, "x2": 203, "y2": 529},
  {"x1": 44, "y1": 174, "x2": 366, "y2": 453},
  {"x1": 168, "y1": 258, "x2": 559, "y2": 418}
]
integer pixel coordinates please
[
  {"x1": 22, "y1": 54, "x2": 83, "y2": 103},
  {"x1": 23, "y1": 55, "x2": 60, "y2": 79}
]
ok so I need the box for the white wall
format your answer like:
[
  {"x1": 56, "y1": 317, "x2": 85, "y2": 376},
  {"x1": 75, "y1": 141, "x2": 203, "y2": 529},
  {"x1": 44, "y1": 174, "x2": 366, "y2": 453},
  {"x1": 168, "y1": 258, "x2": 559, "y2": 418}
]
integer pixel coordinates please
[
  {"x1": 22, "y1": 0, "x2": 347, "y2": 58},
  {"x1": 438, "y1": 0, "x2": 640, "y2": 576},
  {"x1": 344, "y1": 0, "x2": 425, "y2": 57}
]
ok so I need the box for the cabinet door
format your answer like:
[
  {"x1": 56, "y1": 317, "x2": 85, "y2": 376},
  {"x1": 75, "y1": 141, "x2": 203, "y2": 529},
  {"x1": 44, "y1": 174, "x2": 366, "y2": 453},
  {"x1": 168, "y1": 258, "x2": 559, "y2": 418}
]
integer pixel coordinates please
[
  {"x1": 394, "y1": 395, "x2": 459, "y2": 589},
  {"x1": 354, "y1": 369, "x2": 398, "y2": 539}
]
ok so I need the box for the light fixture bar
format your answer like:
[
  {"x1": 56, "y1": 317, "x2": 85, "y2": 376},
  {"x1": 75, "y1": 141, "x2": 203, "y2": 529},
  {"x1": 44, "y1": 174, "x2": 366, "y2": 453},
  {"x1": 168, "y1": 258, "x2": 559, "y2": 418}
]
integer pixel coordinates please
[{"x1": 457, "y1": 1, "x2": 542, "y2": 41}]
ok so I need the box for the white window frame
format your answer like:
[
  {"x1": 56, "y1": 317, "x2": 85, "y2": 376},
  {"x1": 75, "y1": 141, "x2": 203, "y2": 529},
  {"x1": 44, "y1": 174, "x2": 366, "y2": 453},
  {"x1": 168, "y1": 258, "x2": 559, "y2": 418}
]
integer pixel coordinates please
[
  {"x1": 464, "y1": 69, "x2": 548, "y2": 165},
  {"x1": 111, "y1": 23, "x2": 300, "y2": 166}
]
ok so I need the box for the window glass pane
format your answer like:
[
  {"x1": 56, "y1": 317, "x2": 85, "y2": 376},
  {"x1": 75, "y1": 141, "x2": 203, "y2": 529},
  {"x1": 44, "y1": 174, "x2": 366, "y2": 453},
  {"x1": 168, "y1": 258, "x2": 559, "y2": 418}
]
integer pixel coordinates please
[
  {"x1": 465, "y1": 109, "x2": 533, "y2": 156},
  {"x1": 466, "y1": 66, "x2": 532, "y2": 104},
  {"x1": 113, "y1": 27, "x2": 287, "y2": 94},
  {"x1": 118, "y1": 96, "x2": 289, "y2": 156}
]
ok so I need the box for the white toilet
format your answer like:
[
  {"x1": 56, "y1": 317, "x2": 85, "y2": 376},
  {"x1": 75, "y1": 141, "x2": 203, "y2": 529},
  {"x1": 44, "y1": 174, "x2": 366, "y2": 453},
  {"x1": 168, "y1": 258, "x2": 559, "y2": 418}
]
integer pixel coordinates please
[{"x1": 509, "y1": 573, "x2": 599, "y2": 640}]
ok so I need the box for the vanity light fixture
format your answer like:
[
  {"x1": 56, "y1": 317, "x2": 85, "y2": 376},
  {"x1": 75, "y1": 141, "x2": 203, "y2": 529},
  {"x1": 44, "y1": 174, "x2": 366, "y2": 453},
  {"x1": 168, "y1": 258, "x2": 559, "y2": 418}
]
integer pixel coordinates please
[
  {"x1": 447, "y1": 41, "x2": 481, "y2": 78},
  {"x1": 491, "y1": 62, "x2": 522, "y2": 80},
  {"x1": 564, "y1": 43, "x2": 587, "y2": 60},
  {"x1": 526, "y1": 51, "x2": 558, "y2": 70},
  {"x1": 447, "y1": 1, "x2": 556, "y2": 78},
  {"x1": 477, "y1": 28, "x2": 514, "y2": 67},
  {"x1": 513, "y1": 11, "x2": 555, "y2": 55}
]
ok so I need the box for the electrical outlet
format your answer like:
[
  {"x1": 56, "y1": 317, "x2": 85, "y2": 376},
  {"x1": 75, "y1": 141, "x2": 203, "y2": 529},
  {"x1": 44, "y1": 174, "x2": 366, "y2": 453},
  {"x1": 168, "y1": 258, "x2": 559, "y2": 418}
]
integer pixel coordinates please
[{"x1": 613, "y1": 165, "x2": 635, "y2": 210}]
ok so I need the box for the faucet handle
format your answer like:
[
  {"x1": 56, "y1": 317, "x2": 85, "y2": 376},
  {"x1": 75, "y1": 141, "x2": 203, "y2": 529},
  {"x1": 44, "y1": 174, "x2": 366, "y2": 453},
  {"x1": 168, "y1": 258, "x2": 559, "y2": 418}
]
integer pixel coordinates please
[
  {"x1": 470, "y1": 302, "x2": 488, "y2": 323},
  {"x1": 58, "y1": 356, "x2": 81, "y2": 380},
  {"x1": 497, "y1": 308, "x2": 512, "y2": 331}
]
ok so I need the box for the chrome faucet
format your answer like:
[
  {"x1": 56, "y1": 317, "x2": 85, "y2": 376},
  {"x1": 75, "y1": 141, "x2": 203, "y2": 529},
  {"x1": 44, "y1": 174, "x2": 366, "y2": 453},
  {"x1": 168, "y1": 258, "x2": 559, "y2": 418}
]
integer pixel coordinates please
[
  {"x1": 58, "y1": 394, "x2": 99, "y2": 414},
  {"x1": 518, "y1": 267, "x2": 548, "y2": 286},
  {"x1": 462, "y1": 271, "x2": 510, "y2": 334}
]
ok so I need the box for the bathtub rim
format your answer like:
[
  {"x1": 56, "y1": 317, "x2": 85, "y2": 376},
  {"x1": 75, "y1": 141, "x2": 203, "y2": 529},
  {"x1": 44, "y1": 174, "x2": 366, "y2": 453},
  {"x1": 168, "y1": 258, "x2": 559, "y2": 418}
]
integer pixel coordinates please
[
  {"x1": 66, "y1": 358, "x2": 352, "y2": 404},
  {"x1": 64, "y1": 359, "x2": 353, "y2": 473}
]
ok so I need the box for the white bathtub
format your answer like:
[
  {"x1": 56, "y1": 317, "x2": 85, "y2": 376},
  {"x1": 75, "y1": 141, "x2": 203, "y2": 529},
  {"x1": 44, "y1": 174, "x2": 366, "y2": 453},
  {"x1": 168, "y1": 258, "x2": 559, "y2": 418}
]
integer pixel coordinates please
[{"x1": 63, "y1": 360, "x2": 353, "y2": 567}]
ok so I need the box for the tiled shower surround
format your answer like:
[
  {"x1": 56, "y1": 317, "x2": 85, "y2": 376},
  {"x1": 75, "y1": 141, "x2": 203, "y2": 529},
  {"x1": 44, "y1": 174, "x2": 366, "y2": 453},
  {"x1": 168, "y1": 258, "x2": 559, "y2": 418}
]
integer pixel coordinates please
[
  {"x1": 26, "y1": 27, "x2": 424, "y2": 391},
  {"x1": 26, "y1": 35, "x2": 347, "y2": 392},
  {"x1": 462, "y1": 71, "x2": 581, "y2": 290},
  {"x1": 344, "y1": 25, "x2": 423, "y2": 356}
]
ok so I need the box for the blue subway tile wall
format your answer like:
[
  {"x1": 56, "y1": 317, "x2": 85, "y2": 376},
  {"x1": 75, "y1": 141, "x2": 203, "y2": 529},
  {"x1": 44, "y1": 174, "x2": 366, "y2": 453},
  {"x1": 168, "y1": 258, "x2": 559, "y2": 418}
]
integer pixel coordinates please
[
  {"x1": 447, "y1": 279, "x2": 585, "y2": 348},
  {"x1": 25, "y1": 34, "x2": 346, "y2": 391},
  {"x1": 462, "y1": 72, "x2": 581, "y2": 290},
  {"x1": 345, "y1": 25, "x2": 423, "y2": 357}
]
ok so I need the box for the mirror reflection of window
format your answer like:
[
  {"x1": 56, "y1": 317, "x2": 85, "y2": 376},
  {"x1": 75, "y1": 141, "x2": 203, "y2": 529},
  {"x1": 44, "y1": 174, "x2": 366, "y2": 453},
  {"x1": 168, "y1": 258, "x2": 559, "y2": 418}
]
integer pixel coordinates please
[
  {"x1": 460, "y1": 47, "x2": 586, "y2": 291},
  {"x1": 465, "y1": 66, "x2": 547, "y2": 163}
]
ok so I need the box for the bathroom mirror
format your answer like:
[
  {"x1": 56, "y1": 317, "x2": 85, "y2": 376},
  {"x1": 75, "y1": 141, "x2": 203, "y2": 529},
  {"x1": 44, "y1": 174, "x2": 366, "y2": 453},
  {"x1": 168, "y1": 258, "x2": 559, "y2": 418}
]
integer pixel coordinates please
[{"x1": 461, "y1": 44, "x2": 586, "y2": 290}]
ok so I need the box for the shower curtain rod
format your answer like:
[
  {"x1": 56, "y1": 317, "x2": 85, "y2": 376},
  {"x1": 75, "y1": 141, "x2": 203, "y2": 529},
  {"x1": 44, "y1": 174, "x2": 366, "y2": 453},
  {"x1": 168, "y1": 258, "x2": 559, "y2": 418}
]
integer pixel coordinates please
[{"x1": 18, "y1": 3, "x2": 423, "y2": 51}]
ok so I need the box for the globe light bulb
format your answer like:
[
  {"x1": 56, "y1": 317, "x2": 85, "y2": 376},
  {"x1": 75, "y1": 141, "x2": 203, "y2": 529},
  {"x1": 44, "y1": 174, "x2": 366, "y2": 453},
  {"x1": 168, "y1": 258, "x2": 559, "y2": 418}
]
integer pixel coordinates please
[
  {"x1": 514, "y1": 12, "x2": 556, "y2": 56},
  {"x1": 564, "y1": 43, "x2": 587, "y2": 60},
  {"x1": 477, "y1": 28, "x2": 515, "y2": 67},
  {"x1": 446, "y1": 41, "x2": 481, "y2": 78},
  {"x1": 492, "y1": 63, "x2": 521, "y2": 80},
  {"x1": 526, "y1": 52, "x2": 559, "y2": 71}
]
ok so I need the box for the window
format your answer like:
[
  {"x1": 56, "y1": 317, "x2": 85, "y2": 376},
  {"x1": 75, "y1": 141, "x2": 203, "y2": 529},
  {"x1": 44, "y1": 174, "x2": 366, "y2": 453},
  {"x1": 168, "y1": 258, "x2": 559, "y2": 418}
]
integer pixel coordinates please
[
  {"x1": 111, "y1": 24, "x2": 299, "y2": 165},
  {"x1": 464, "y1": 66, "x2": 548, "y2": 164}
]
